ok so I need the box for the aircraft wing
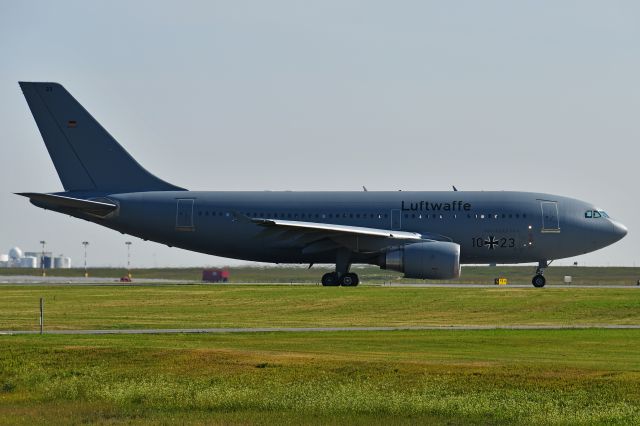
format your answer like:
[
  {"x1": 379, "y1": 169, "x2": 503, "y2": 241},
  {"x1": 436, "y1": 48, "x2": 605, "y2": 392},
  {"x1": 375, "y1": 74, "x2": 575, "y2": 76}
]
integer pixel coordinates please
[
  {"x1": 252, "y1": 218, "x2": 422, "y2": 240},
  {"x1": 250, "y1": 217, "x2": 443, "y2": 254}
]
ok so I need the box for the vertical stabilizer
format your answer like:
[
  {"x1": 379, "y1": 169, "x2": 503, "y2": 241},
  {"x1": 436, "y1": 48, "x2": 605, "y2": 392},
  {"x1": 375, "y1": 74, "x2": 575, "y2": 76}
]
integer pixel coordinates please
[{"x1": 19, "y1": 82, "x2": 184, "y2": 192}]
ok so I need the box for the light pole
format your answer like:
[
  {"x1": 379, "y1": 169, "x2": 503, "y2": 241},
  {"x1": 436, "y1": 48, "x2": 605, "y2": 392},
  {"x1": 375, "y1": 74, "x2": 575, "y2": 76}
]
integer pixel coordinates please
[
  {"x1": 82, "y1": 241, "x2": 89, "y2": 277},
  {"x1": 125, "y1": 241, "x2": 132, "y2": 279},
  {"x1": 40, "y1": 240, "x2": 46, "y2": 277}
]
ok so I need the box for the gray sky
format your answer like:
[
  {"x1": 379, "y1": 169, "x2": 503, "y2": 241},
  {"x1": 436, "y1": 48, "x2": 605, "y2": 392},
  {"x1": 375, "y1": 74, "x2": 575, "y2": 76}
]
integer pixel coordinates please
[{"x1": 1, "y1": 1, "x2": 638, "y2": 267}]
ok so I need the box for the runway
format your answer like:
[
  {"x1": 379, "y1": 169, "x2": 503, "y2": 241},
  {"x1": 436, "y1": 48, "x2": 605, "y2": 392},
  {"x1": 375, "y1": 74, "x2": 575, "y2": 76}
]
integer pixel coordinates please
[
  {"x1": 0, "y1": 275, "x2": 638, "y2": 288},
  {"x1": 2, "y1": 324, "x2": 640, "y2": 335},
  {"x1": 0, "y1": 275, "x2": 193, "y2": 285}
]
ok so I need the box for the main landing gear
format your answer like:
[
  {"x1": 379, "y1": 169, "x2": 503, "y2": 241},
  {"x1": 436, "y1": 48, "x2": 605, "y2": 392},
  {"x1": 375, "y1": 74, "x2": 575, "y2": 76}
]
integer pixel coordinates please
[
  {"x1": 321, "y1": 272, "x2": 359, "y2": 287},
  {"x1": 321, "y1": 248, "x2": 359, "y2": 287},
  {"x1": 532, "y1": 260, "x2": 549, "y2": 288}
]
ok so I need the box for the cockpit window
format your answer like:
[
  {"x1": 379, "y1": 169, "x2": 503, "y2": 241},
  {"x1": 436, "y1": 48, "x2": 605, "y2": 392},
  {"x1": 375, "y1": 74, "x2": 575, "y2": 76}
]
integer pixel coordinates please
[{"x1": 585, "y1": 210, "x2": 609, "y2": 219}]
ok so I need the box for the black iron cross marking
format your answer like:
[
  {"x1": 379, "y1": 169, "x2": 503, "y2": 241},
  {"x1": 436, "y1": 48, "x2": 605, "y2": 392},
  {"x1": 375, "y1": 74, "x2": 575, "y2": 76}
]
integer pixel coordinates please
[{"x1": 484, "y1": 236, "x2": 499, "y2": 250}]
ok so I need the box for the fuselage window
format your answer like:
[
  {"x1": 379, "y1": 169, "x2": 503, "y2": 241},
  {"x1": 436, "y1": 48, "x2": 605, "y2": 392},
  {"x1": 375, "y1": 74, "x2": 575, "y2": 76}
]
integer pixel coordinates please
[
  {"x1": 515, "y1": 214, "x2": 520, "y2": 218},
  {"x1": 523, "y1": 214, "x2": 527, "y2": 218}
]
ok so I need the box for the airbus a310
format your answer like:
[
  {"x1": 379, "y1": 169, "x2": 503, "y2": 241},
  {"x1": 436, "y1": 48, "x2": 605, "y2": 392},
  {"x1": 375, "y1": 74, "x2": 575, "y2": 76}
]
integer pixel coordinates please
[{"x1": 16, "y1": 82, "x2": 627, "y2": 287}]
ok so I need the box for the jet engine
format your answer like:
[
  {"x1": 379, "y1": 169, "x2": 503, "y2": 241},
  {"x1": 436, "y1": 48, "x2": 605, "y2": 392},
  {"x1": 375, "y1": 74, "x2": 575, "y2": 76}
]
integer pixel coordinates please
[{"x1": 379, "y1": 241, "x2": 461, "y2": 279}]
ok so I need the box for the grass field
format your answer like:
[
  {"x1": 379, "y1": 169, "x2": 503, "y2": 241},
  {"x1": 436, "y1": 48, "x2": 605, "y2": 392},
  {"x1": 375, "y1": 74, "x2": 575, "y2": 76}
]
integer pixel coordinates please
[
  {"x1": 1, "y1": 285, "x2": 639, "y2": 331},
  {"x1": 2, "y1": 265, "x2": 640, "y2": 285},
  {"x1": 1, "y1": 330, "x2": 640, "y2": 424},
  {"x1": 2, "y1": 282, "x2": 640, "y2": 424}
]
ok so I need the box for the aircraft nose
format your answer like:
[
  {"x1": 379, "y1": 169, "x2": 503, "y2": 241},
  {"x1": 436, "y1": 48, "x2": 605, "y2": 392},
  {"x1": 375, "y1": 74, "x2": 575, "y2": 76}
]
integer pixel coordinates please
[{"x1": 611, "y1": 220, "x2": 628, "y2": 240}]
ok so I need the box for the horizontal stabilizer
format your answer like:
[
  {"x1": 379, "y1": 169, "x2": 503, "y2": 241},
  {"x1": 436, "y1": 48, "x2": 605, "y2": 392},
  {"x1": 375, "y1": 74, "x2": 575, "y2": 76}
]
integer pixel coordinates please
[{"x1": 16, "y1": 192, "x2": 117, "y2": 217}]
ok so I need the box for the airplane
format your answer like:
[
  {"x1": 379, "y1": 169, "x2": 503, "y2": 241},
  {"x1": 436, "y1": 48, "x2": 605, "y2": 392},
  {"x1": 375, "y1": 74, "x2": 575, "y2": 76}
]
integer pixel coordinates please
[{"x1": 16, "y1": 82, "x2": 628, "y2": 287}]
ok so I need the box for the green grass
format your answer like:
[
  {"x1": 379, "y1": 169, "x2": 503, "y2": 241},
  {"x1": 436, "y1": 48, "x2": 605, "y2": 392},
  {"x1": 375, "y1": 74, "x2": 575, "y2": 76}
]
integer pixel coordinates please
[
  {"x1": 1, "y1": 330, "x2": 640, "y2": 424},
  {"x1": 1, "y1": 285, "x2": 639, "y2": 331},
  {"x1": 2, "y1": 283, "x2": 639, "y2": 424},
  {"x1": 2, "y1": 265, "x2": 640, "y2": 285}
]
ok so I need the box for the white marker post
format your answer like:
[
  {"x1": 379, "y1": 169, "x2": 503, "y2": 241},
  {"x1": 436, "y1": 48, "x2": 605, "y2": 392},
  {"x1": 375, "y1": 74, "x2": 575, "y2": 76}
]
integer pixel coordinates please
[{"x1": 39, "y1": 297, "x2": 44, "y2": 334}]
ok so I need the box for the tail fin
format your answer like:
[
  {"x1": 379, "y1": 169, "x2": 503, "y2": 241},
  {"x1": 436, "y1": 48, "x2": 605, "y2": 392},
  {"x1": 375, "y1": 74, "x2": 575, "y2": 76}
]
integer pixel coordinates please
[{"x1": 19, "y1": 82, "x2": 184, "y2": 193}]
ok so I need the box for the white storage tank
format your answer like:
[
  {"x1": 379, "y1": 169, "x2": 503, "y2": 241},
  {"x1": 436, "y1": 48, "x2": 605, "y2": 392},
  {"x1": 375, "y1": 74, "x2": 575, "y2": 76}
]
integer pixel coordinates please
[
  {"x1": 54, "y1": 256, "x2": 72, "y2": 269},
  {"x1": 9, "y1": 247, "x2": 23, "y2": 260},
  {"x1": 20, "y1": 256, "x2": 38, "y2": 268}
]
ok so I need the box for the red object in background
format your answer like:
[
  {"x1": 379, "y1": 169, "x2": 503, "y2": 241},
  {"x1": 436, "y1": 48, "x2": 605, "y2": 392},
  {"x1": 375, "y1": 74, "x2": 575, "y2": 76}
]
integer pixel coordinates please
[
  {"x1": 120, "y1": 276, "x2": 131, "y2": 282},
  {"x1": 202, "y1": 268, "x2": 229, "y2": 283}
]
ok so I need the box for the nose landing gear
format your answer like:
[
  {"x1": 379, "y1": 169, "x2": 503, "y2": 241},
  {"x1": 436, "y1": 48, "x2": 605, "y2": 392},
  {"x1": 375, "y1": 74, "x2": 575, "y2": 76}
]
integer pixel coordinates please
[
  {"x1": 532, "y1": 260, "x2": 549, "y2": 288},
  {"x1": 532, "y1": 274, "x2": 546, "y2": 288}
]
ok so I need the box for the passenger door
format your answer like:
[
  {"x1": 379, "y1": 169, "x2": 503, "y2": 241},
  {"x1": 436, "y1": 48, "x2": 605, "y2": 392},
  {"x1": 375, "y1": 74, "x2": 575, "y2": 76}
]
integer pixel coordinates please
[
  {"x1": 176, "y1": 199, "x2": 195, "y2": 231},
  {"x1": 391, "y1": 209, "x2": 401, "y2": 230},
  {"x1": 540, "y1": 201, "x2": 560, "y2": 233}
]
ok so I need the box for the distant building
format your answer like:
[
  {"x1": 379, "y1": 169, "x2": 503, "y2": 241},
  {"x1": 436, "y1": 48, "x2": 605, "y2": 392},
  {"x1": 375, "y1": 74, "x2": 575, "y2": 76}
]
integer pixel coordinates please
[{"x1": 0, "y1": 247, "x2": 71, "y2": 269}]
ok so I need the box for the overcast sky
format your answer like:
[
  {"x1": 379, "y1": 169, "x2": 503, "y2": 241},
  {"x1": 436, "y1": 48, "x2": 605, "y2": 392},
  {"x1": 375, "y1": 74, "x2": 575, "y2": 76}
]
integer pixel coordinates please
[{"x1": 1, "y1": 1, "x2": 638, "y2": 268}]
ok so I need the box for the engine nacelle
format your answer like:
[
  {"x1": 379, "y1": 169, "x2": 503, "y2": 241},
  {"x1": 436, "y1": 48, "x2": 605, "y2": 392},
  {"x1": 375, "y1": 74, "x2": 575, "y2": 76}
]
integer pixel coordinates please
[{"x1": 380, "y1": 241, "x2": 461, "y2": 279}]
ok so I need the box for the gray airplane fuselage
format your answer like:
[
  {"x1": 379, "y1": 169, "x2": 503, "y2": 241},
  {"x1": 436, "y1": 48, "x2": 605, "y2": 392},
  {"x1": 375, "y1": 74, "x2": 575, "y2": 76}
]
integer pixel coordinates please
[
  {"x1": 17, "y1": 82, "x2": 628, "y2": 286},
  {"x1": 63, "y1": 189, "x2": 626, "y2": 266}
]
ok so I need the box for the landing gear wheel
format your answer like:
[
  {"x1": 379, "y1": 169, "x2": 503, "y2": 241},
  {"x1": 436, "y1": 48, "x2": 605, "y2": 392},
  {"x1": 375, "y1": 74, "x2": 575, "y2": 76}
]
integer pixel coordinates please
[
  {"x1": 532, "y1": 274, "x2": 546, "y2": 288},
  {"x1": 321, "y1": 272, "x2": 339, "y2": 286},
  {"x1": 340, "y1": 273, "x2": 359, "y2": 287}
]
